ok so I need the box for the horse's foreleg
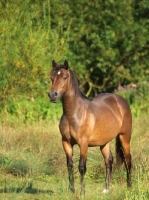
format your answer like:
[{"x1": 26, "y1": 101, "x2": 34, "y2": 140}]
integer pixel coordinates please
[
  {"x1": 62, "y1": 139, "x2": 75, "y2": 192},
  {"x1": 100, "y1": 143, "x2": 113, "y2": 193},
  {"x1": 79, "y1": 140, "x2": 88, "y2": 195}
]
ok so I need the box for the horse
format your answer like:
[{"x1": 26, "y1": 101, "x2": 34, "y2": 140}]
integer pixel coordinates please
[{"x1": 48, "y1": 60, "x2": 132, "y2": 194}]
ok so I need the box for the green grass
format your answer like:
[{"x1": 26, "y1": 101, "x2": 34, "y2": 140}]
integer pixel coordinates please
[{"x1": 0, "y1": 114, "x2": 149, "y2": 199}]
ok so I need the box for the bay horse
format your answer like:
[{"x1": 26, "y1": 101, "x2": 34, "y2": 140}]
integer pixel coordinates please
[{"x1": 48, "y1": 60, "x2": 132, "y2": 194}]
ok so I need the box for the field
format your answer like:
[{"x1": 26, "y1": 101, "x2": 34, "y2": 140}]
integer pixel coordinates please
[{"x1": 0, "y1": 112, "x2": 149, "y2": 200}]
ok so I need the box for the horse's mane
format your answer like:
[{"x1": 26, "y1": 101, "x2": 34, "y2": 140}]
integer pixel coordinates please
[{"x1": 69, "y1": 70, "x2": 88, "y2": 100}]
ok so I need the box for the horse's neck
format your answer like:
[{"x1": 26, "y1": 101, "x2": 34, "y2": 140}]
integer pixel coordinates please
[{"x1": 62, "y1": 90, "x2": 84, "y2": 117}]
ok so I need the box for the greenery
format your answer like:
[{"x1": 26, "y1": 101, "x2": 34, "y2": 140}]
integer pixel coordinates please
[
  {"x1": 0, "y1": 0, "x2": 69, "y2": 104},
  {"x1": 0, "y1": 97, "x2": 62, "y2": 123},
  {"x1": 115, "y1": 81, "x2": 149, "y2": 117},
  {"x1": 50, "y1": 0, "x2": 149, "y2": 95},
  {"x1": 0, "y1": 0, "x2": 149, "y2": 104},
  {"x1": 0, "y1": 82, "x2": 148, "y2": 124}
]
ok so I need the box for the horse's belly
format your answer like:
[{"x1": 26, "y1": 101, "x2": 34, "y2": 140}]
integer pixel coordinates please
[
  {"x1": 88, "y1": 133, "x2": 115, "y2": 146},
  {"x1": 88, "y1": 121, "x2": 121, "y2": 146}
]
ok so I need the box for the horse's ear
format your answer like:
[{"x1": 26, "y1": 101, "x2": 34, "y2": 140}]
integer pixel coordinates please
[
  {"x1": 52, "y1": 60, "x2": 57, "y2": 68},
  {"x1": 64, "y1": 60, "x2": 69, "y2": 70}
]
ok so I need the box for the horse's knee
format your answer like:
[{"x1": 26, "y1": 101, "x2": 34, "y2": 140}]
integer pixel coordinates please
[
  {"x1": 109, "y1": 152, "x2": 113, "y2": 164},
  {"x1": 105, "y1": 152, "x2": 113, "y2": 168},
  {"x1": 67, "y1": 157, "x2": 74, "y2": 176},
  {"x1": 78, "y1": 162, "x2": 86, "y2": 175},
  {"x1": 67, "y1": 158, "x2": 73, "y2": 168}
]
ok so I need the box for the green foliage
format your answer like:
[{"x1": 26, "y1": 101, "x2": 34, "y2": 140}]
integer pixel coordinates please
[
  {"x1": 1, "y1": 80, "x2": 148, "y2": 123},
  {"x1": 0, "y1": 0, "x2": 149, "y2": 116},
  {"x1": 51, "y1": 0, "x2": 149, "y2": 95},
  {"x1": 0, "y1": 0, "x2": 69, "y2": 104},
  {"x1": 0, "y1": 0, "x2": 148, "y2": 113},
  {"x1": 0, "y1": 96, "x2": 62, "y2": 123},
  {"x1": 0, "y1": 0, "x2": 148, "y2": 136}
]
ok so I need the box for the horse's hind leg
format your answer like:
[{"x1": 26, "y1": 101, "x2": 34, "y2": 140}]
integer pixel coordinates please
[
  {"x1": 119, "y1": 134, "x2": 132, "y2": 187},
  {"x1": 62, "y1": 139, "x2": 75, "y2": 192},
  {"x1": 100, "y1": 143, "x2": 113, "y2": 193}
]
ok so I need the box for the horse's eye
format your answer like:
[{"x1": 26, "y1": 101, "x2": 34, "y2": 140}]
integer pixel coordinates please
[{"x1": 63, "y1": 76, "x2": 67, "y2": 80}]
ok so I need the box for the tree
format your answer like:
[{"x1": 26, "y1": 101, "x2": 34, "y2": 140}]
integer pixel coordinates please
[
  {"x1": 0, "y1": 0, "x2": 69, "y2": 103},
  {"x1": 50, "y1": 0, "x2": 149, "y2": 96}
]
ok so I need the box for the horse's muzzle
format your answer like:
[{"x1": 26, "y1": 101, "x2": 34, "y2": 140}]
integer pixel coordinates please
[{"x1": 48, "y1": 90, "x2": 58, "y2": 103}]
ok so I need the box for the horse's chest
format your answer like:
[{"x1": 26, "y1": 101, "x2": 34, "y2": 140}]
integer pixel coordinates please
[
  {"x1": 69, "y1": 125, "x2": 80, "y2": 141},
  {"x1": 69, "y1": 119, "x2": 93, "y2": 144},
  {"x1": 59, "y1": 113, "x2": 94, "y2": 144},
  {"x1": 59, "y1": 119, "x2": 78, "y2": 142}
]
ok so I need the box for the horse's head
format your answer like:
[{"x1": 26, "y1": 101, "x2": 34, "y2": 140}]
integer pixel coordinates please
[{"x1": 48, "y1": 60, "x2": 70, "y2": 103}]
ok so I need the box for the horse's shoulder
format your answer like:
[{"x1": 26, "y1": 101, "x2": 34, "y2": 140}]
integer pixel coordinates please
[{"x1": 59, "y1": 115, "x2": 70, "y2": 135}]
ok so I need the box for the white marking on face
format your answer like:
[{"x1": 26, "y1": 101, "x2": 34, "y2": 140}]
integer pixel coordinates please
[{"x1": 57, "y1": 71, "x2": 61, "y2": 75}]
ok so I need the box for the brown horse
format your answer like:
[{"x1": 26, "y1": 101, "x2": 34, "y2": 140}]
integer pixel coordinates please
[{"x1": 48, "y1": 60, "x2": 132, "y2": 194}]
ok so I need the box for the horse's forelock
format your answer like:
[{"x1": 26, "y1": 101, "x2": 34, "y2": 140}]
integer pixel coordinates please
[{"x1": 50, "y1": 65, "x2": 65, "y2": 76}]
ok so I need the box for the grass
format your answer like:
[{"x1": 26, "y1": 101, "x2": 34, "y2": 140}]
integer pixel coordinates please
[{"x1": 0, "y1": 114, "x2": 149, "y2": 199}]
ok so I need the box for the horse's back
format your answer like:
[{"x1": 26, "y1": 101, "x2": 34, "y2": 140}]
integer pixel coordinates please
[
  {"x1": 92, "y1": 93, "x2": 132, "y2": 134},
  {"x1": 92, "y1": 93, "x2": 131, "y2": 116}
]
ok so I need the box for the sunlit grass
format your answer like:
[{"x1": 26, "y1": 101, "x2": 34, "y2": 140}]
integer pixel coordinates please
[{"x1": 0, "y1": 115, "x2": 149, "y2": 199}]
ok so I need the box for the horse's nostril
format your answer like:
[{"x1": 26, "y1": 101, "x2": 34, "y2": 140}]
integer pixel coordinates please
[{"x1": 55, "y1": 92, "x2": 57, "y2": 96}]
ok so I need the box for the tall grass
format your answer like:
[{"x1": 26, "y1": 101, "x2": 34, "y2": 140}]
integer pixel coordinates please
[{"x1": 0, "y1": 114, "x2": 149, "y2": 199}]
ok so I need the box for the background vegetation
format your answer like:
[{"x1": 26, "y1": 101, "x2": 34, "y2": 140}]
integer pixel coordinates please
[
  {"x1": 0, "y1": 0, "x2": 149, "y2": 199},
  {"x1": 0, "y1": 0, "x2": 149, "y2": 118}
]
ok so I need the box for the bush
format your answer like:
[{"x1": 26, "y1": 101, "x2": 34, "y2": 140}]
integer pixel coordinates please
[
  {"x1": 0, "y1": 0, "x2": 69, "y2": 104},
  {"x1": 115, "y1": 81, "x2": 149, "y2": 117},
  {"x1": 0, "y1": 96, "x2": 62, "y2": 123}
]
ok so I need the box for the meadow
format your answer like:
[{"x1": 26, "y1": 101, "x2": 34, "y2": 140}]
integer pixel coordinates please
[{"x1": 0, "y1": 94, "x2": 149, "y2": 200}]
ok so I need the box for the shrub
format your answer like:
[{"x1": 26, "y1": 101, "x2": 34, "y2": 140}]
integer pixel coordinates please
[{"x1": 115, "y1": 81, "x2": 149, "y2": 117}]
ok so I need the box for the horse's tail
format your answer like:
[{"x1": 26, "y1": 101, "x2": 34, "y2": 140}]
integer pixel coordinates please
[{"x1": 116, "y1": 135, "x2": 124, "y2": 168}]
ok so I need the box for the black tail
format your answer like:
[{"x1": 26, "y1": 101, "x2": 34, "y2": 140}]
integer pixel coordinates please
[{"x1": 116, "y1": 135, "x2": 124, "y2": 168}]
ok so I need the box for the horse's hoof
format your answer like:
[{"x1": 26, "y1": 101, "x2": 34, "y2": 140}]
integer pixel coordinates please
[
  {"x1": 80, "y1": 190, "x2": 85, "y2": 196},
  {"x1": 69, "y1": 186, "x2": 75, "y2": 193},
  {"x1": 102, "y1": 189, "x2": 109, "y2": 193}
]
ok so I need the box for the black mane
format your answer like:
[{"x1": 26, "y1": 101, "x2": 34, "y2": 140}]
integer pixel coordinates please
[{"x1": 69, "y1": 70, "x2": 88, "y2": 100}]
